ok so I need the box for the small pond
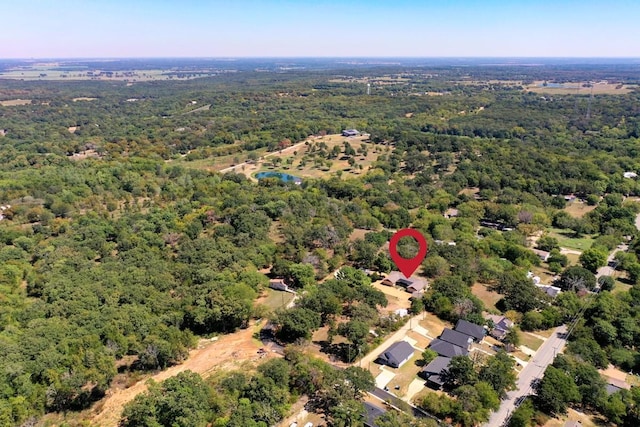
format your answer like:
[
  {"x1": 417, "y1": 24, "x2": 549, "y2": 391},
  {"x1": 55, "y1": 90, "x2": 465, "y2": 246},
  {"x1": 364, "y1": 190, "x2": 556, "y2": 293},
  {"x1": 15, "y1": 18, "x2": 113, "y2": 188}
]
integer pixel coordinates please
[{"x1": 255, "y1": 171, "x2": 303, "y2": 184}]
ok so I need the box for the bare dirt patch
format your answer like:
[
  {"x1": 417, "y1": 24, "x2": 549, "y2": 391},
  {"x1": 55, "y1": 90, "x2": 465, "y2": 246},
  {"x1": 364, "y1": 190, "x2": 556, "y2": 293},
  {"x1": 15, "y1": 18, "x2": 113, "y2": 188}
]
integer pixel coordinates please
[
  {"x1": 72, "y1": 97, "x2": 97, "y2": 102},
  {"x1": 371, "y1": 281, "x2": 412, "y2": 312},
  {"x1": 87, "y1": 320, "x2": 272, "y2": 427},
  {"x1": 0, "y1": 99, "x2": 31, "y2": 106},
  {"x1": 542, "y1": 408, "x2": 600, "y2": 427}
]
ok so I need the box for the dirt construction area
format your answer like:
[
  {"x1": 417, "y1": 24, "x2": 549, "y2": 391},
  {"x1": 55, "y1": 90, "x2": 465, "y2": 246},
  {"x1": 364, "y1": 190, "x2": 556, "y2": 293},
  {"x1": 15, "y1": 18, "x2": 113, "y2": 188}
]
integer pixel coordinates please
[{"x1": 87, "y1": 320, "x2": 274, "y2": 426}]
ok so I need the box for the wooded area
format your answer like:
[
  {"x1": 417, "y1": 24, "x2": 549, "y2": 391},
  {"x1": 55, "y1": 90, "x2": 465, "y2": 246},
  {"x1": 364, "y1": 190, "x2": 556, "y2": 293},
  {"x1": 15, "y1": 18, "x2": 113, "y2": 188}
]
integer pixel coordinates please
[{"x1": 1, "y1": 60, "x2": 640, "y2": 426}]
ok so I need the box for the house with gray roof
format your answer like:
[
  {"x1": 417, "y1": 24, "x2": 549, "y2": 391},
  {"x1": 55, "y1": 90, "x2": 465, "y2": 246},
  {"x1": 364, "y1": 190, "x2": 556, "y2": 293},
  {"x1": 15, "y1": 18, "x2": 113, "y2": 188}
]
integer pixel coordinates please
[
  {"x1": 455, "y1": 319, "x2": 486, "y2": 342},
  {"x1": 420, "y1": 356, "x2": 451, "y2": 389},
  {"x1": 440, "y1": 328, "x2": 474, "y2": 349},
  {"x1": 375, "y1": 341, "x2": 415, "y2": 368},
  {"x1": 428, "y1": 339, "x2": 468, "y2": 358}
]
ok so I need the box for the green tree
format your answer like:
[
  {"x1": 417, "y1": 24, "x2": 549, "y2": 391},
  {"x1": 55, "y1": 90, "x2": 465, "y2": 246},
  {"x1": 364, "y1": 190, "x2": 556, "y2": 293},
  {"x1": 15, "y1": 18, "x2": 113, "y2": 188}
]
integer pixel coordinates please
[
  {"x1": 579, "y1": 247, "x2": 608, "y2": 273},
  {"x1": 274, "y1": 307, "x2": 321, "y2": 342},
  {"x1": 534, "y1": 366, "x2": 580, "y2": 415}
]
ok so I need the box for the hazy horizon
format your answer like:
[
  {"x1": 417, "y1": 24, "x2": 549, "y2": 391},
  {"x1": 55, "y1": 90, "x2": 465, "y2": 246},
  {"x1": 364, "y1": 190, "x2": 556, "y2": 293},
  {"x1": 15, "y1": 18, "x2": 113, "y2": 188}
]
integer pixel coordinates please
[{"x1": 2, "y1": 0, "x2": 639, "y2": 58}]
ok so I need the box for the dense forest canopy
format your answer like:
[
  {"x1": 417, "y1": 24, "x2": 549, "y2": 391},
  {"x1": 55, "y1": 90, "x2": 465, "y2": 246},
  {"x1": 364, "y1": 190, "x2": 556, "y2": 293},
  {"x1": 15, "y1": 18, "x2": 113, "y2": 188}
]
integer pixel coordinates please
[{"x1": 1, "y1": 59, "x2": 640, "y2": 426}]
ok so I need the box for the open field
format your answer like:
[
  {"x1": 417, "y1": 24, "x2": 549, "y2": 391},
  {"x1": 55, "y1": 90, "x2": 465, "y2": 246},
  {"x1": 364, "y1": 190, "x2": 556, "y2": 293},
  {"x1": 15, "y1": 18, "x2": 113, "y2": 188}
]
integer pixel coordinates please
[
  {"x1": 176, "y1": 133, "x2": 386, "y2": 183},
  {"x1": 247, "y1": 134, "x2": 384, "y2": 180},
  {"x1": 0, "y1": 99, "x2": 31, "y2": 106},
  {"x1": 548, "y1": 228, "x2": 594, "y2": 251},
  {"x1": 564, "y1": 200, "x2": 597, "y2": 218},
  {"x1": 0, "y1": 67, "x2": 220, "y2": 81},
  {"x1": 525, "y1": 80, "x2": 637, "y2": 95}
]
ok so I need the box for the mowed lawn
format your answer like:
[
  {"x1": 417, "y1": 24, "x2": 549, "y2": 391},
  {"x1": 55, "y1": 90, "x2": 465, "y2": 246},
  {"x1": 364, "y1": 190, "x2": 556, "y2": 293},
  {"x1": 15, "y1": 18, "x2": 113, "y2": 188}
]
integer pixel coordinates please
[
  {"x1": 520, "y1": 332, "x2": 544, "y2": 351},
  {"x1": 384, "y1": 354, "x2": 423, "y2": 399},
  {"x1": 256, "y1": 289, "x2": 295, "y2": 311},
  {"x1": 548, "y1": 228, "x2": 594, "y2": 251}
]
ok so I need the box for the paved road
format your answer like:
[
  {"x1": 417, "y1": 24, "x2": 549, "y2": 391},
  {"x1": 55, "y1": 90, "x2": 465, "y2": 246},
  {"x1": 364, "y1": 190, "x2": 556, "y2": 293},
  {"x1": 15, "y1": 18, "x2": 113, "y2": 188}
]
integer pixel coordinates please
[
  {"x1": 486, "y1": 215, "x2": 638, "y2": 427},
  {"x1": 484, "y1": 325, "x2": 568, "y2": 426}
]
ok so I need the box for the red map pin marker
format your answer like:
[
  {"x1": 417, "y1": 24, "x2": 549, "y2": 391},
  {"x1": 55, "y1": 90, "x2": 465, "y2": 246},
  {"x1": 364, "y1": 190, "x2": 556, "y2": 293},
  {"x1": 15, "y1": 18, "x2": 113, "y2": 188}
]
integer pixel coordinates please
[{"x1": 389, "y1": 228, "x2": 428, "y2": 279}]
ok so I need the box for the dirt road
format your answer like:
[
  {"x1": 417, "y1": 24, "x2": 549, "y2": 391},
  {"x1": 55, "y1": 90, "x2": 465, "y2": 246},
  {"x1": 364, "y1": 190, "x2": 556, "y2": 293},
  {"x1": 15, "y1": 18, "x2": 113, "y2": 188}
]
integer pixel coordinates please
[{"x1": 90, "y1": 321, "x2": 269, "y2": 426}]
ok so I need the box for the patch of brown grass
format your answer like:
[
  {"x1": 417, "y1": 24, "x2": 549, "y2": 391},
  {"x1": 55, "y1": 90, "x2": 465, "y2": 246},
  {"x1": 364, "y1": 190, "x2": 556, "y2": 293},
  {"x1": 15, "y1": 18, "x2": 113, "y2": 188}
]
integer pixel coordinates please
[
  {"x1": 564, "y1": 200, "x2": 597, "y2": 218},
  {"x1": 471, "y1": 283, "x2": 504, "y2": 311}
]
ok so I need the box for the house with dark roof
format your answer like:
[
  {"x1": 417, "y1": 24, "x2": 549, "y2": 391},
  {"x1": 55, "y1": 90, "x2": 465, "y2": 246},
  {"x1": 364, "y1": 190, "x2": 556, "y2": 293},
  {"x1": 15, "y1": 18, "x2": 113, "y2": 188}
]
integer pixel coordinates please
[
  {"x1": 428, "y1": 339, "x2": 468, "y2": 358},
  {"x1": 375, "y1": 341, "x2": 415, "y2": 368},
  {"x1": 420, "y1": 356, "x2": 451, "y2": 389},
  {"x1": 440, "y1": 328, "x2": 473, "y2": 349},
  {"x1": 455, "y1": 319, "x2": 486, "y2": 342},
  {"x1": 342, "y1": 129, "x2": 360, "y2": 137}
]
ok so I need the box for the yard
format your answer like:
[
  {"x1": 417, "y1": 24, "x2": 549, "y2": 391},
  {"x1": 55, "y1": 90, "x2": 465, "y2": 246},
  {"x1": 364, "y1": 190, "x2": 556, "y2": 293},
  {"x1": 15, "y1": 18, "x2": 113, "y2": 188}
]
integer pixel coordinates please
[
  {"x1": 418, "y1": 313, "x2": 448, "y2": 338},
  {"x1": 382, "y1": 354, "x2": 423, "y2": 399},
  {"x1": 471, "y1": 283, "x2": 504, "y2": 312},
  {"x1": 519, "y1": 332, "x2": 544, "y2": 351},
  {"x1": 255, "y1": 288, "x2": 295, "y2": 312},
  {"x1": 548, "y1": 228, "x2": 594, "y2": 252}
]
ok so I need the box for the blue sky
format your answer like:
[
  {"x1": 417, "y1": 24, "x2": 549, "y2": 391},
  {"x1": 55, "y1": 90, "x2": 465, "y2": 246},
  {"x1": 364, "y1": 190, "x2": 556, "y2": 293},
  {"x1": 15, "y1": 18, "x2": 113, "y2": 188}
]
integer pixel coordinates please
[{"x1": 1, "y1": 0, "x2": 638, "y2": 58}]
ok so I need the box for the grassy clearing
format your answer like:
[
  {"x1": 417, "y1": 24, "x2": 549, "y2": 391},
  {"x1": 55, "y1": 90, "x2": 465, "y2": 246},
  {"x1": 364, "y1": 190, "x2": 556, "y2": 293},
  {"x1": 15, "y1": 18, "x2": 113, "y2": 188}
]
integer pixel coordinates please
[
  {"x1": 520, "y1": 332, "x2": 544, "y2": 351},
  {"x1": 257, "y1": 289, "x2": 295, "y2": 311},
  {"x1": 613, "y1": 279, "x2": 632, "y2": 295},
  {"x1": 548, "y1": 228, "x2": 594, "y2": 251},
  {"x1": 563, "y1": 200, "x2": 597, "y2": 218},
  {"x1": 250, "y1": 134, "x2": 386, "y2": 180},
  {"x1": 0, "y1": 99, "x2": 32, "y2": 106}
]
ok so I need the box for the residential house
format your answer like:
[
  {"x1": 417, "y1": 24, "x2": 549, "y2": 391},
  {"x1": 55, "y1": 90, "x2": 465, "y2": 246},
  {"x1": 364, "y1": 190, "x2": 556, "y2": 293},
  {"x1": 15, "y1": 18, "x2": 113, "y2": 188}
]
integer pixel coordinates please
[
  {"x1": 604, "y1": 378, "x2": 631, "y2": 395},
  {"x1": 381, "y1": 271, "x2": 427, "y2": 293},
  {"x1": 440, "y1": 328, "x2": 474, "y2": 350},
  {"x1": 532, "y1": 249, "x2": 550, "y2": 262},
  {"x1": 269, "y1": 279, "x2": 289, "y2": 291},
  {"x1": 444, "y1": 208, "x2": 459, "y2": 219},
  {"x1": 455, "y1": 319, "x2": 486, "y2": 342},
  {"x1": 375, "y1": 341, "x2": 415, "y2": 368},
  {"x1": 485, "y1": 314, "x2": 514, "y2": 340},
  {"x1": 342, "y1": 129, "x2": 360, "y2": 137},
  {"x1": 407, "y1": 281, "x2": 426, "y2": 293},
  {"x1": 428, "y1": 339, "x2": 468, "y2": 358},
  {"x1": 420, "y1": 356, "x2": 451, "y2": 389},
  {"x1": 535, "y1": 284, "x2": 562, "y2": 298}
]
